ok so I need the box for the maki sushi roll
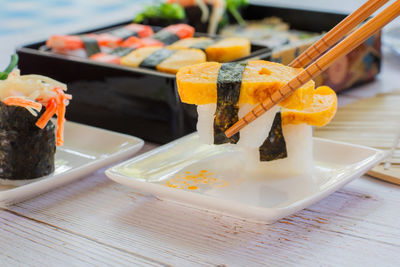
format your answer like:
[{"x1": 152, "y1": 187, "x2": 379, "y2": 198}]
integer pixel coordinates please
[
  {"x1": 169, "y1": 36, "x2": 251, "y2": 62},
  {"x1": 0, "y1": 55, "x2": 71, "y2": 182},
  {"x1": 176, "y1": 60, "x2": 337, "y2": 175},
  {"x1": 121, "y1": 46, "x2": 206, "y2": 74}
]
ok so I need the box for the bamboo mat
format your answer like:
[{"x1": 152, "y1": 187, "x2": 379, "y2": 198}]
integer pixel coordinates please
[{"x1": 314, "y1": 90, "x2": 400, "y2": 185}]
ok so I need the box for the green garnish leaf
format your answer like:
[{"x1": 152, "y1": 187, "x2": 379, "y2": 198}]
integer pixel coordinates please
[
  {"x1": 226, "y1": 0, "x2": 248, "y2": 26},
  {"x1": 0, "y1": 54, "x2": 19, "y2": 80},
  {"x1": 134, "y1": 3, "x2": 185, "y2": 23}
]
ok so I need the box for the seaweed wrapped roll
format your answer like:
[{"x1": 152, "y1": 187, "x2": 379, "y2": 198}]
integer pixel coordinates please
[
  {"x1": 0, "y1": 57, "x2": 71, "y2": 181},
  {"x1": 0, "y1": 102, "x2": 56, "y2": 180}
]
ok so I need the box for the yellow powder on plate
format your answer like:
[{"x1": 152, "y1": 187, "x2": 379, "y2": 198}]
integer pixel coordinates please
[{"x1": 164, "y1": 170, "x2": 228, "y2": 191}]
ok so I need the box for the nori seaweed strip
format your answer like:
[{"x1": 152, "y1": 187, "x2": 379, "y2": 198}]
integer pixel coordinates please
[
  {"x1": 80, "y1": 36, "x2": 101, "y2": 57},
  {"x1": 139, "y1": 49, "x2": 176, "y2": 70},
  {"x1": 0, "y1": 102, "x2": 56, "y2": 180},
  {"x1": 259, "y1": 112, "x2": 287, "y2": 161},
  {"x1": 110, "y1": 47, "x2": 134, "y2": 57},
  {"x1": 214, "y1": 62, "x2": 246, "y2": 144},
  {"x1": 109, "y1": 27, "x2": 138, "y2": 40},
  {"x1": 190, "y1": 40, "x2": 215, "y2": 51},
  {"x1": 152, "y1": 31, "x2": 180, "y2": 45}
]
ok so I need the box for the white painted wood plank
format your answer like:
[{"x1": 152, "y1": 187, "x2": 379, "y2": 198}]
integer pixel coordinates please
[
  {"x1": 4, "y1": 169, "x2": 399, "y2": 267},
  {"x1": 0, "y1": 209, "x2": 167, "y2": 267}
]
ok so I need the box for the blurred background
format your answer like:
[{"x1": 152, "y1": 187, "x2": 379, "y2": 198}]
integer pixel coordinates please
[{"x1": 1, "y1": 0, "x2": 395, "y2": 66}]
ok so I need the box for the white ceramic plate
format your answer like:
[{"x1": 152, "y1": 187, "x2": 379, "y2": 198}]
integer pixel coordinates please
[
  {"x1": 106, "y1": 133, "x2": 385, "y2": 224},
  {"x1": 0, "y1": 121, "x2": 144, "y2": 206}
]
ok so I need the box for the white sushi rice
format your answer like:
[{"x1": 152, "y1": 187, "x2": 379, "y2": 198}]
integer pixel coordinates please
[
  {"x1": 197, "y1": 103, "x2": 279, "y2": 147},
  {"x1": 196, "y1": 103, "x2": 313, "y2": 176},
  {"x1": 196, "y1": 103, "x2": 216, "y2": 144},
  {"x1": 237, "y1": 104, "x2": 279, "y2": 148},
  {"x1": 243, "y1": 123, "x2": 314, "y2": 176}
]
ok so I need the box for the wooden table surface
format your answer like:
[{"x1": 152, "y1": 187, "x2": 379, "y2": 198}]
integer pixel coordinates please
[{"x1": 1, "y1": 47, "x2": 400, "y2": 267}]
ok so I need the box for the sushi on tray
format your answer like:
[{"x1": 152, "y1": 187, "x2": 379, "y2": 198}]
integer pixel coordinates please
[
  {"x1": 46, "y1": 24, "x2": 194, "y2": 61},
  {"x1": 169, "y1": 36, "x2": 250, "y2": 62},
  {"x1": 177, "y1": 60, "x2": 337, "y2": 175},
  {"x1": 0, "y1": 55, "x2": 71, "y2": 183},
  {"x1": 46, "y1": 24, "x2": 154, "y2": 58},
  {"x1": 45, "y1": 23, "x2": 252, "y2": 73}
]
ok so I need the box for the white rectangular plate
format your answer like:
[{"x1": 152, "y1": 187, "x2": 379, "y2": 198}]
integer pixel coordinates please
[
  {"x1": 106, "y1": 133, "x2": 385, "y2": 224},
  {"x1": 0, "y1": 121, "x2": 144, "y2": 206}
]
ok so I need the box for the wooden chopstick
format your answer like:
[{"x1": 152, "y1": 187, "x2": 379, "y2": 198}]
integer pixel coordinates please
[
  {"x1": 225, "y1": 0, "x2": 400, "y2": 138},
  {"x1": 290, "y1": 0, "x2": 389, "y2": 68}
]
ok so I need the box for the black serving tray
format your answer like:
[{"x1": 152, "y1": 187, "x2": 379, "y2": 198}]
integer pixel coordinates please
[{"x1": 17, "y1": 23, "x2": 271, "y2": 144}]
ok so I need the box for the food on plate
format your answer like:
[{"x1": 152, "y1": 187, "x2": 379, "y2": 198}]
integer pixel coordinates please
[
  {"x1": 144, "y1": 23, "x2": 195, "y2": 45},
  {"x1": 177, "y1": 60, "x2": 337, "y2": 174},
  {"x1": 89, "y1": 36, "x2": 162, "y2": 64},
  {"x1": 121, "y1": 46, "x2": 206, "y2": 74},
  {"x1": 220, "y1": 17, "x2": 319, "y2": 49},
  {"x1": 169, "y1": 36, "x2": 250, "y2": 62},
  {"x1": 46, "y1": 24, "x2": 154, "y2": 57},
  {"x1": 205, "y1": 37, "x2": 250, "y2": 62},
  {"x1": 47, "y1": 23, "x2": 195, "y2": 67},
  {"x1": 0, "y1": 55, "x2": 71, "y2": 181},
  {"x1": 169, "y1": 36, "x2": 214, "y2": 50}
]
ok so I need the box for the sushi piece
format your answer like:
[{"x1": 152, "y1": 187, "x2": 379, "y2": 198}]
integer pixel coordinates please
[
  {"x1": 0, "y1": 55, "x2": 71, "y2": 181},
  {"x1": 48, "y1": 34, "x2": 117, "y2": 58},
  {"x1": 108, "y1": 23, "x2": 154, "y2": 39},
  {"x1": 169, "y1": 37, "x2": 215, "y2": 50},
  {"x1": 47, "y1": 24, "x2": 154, "y2": 57},
  {"x1": 121, "y1": 46, "x2": 206, "y2": 74},
  {"x1": 205, "y1": 37, "x2": 250, "y2": 63},
  {"x1": 177, "y1": 61, "x2": 312, "y2": 147},
  {"x1": 90, "y1": 36, "x2": 167, "y2": 64},
  {"x1": 169, "y1": 37, "x2": 251, "y2": 62},
  {"x1": 143, "y1": 24, "x2": 195, "y2": 46},
  {"x1": 0, "y1": 101, "x2": 56, "y2": 181},
  {"x1": 176, "y1": 60, "x2": 337, "y2": 175},
  {"x1": 90, "y1": 37, "x2": 148, "y2": 64}
]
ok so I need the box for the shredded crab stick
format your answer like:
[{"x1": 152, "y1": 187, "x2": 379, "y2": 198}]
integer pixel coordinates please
[
  {"x1": 36, "y1": 88, "x2": 71, "y2": 146},
  {"x1": 3, "y1": 97, "x2": 42, "y2": 112},
  {"x1": 0, "y1": 70, "x2": 71, "y2": 146},
  {"x1": 35, "y1": 98, "x2": 57, "y2": 129}
]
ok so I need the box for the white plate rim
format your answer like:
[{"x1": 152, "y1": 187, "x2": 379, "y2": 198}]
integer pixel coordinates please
[
  {"x1": 105, "y1": 135, "x2": 385, "y2": 223},
  {"x1": 0, "y1": 121, "x2": 144, "y2": 205}
]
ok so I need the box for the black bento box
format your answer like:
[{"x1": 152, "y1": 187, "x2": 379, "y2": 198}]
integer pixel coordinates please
[{"x1": 17, "y1": 3, "x2": 381, "y2": 144}]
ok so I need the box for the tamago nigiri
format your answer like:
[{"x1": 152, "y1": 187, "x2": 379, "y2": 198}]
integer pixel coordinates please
[{"x1": 176, "y1": 60, "x2": 337, "y2": 175}]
